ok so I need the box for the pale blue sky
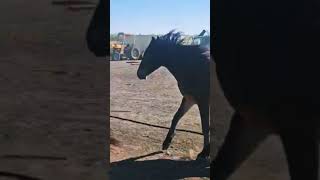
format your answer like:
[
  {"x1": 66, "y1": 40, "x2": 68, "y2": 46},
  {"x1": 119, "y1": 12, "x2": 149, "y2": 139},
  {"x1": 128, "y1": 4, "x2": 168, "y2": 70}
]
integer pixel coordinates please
[{"x1": 110, "y1": 0, "x2": 210, "y2": 35}]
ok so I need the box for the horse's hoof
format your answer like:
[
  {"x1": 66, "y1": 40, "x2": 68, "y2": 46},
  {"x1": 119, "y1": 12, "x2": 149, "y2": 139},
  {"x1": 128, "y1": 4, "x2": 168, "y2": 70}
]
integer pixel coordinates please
[
  {"x1": 162, "y1": 141, "x2": 170, "y2": 150},
  {"x1": 196, "y1": 155, "x2": 210, "y2": 161},
  {"x1": 162, "y1": 135, "x2": 174, "y2": 150},
  {"x1": 196, "y1": 152, "x2": 210, "y2": 161}
]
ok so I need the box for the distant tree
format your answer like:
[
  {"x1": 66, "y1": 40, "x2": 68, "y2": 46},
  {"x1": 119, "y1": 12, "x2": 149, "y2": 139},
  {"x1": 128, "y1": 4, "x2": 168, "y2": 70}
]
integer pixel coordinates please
[{"x1": 110, "y1": 34, "x2": 118, "y2": 41}]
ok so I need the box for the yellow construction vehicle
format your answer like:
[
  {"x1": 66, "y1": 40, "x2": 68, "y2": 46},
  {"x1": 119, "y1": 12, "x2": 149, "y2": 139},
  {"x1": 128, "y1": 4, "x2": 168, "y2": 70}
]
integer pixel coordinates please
[
  {"x1": 110, "y1": 40, "x2": 126, "y2": 60},
  {"x1": 110, "y1": 32, "x2": 155, "y2": 61}
]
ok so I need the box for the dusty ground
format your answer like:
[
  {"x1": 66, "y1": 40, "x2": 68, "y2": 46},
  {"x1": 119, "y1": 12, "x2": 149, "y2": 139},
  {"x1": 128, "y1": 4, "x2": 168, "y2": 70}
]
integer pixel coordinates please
[
  {"x1": 0, "y1": 1, "x2": 108, "y2": 180},
  {"x1": 110, "y1": 60, "x2": 291, "y2": 180},
  {"x1": 110, "y1": 61, "x2": 209, "y2": 180}
]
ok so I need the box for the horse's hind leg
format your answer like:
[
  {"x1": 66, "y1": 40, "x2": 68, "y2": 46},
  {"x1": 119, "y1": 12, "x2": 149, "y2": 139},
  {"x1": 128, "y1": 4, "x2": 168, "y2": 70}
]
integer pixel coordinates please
[
  {"x1": 280, "y1": 128, "x2": 318, "y2": 180},
  {"x1": 196, "y1": 99, "x2": 210, "y2": 159},
  {"x1": 162, "y1": 96, "x2": 195, "y2": 150},
  {"x1": 211, "y1": 112, "x2": 269, "y2": 180}
]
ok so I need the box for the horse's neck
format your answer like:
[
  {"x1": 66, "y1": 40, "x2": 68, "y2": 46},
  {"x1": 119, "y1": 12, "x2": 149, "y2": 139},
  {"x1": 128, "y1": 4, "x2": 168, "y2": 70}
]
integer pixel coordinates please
[
  {"x1": 165, "y1": 63, "x2": 180, "y2": 80},
  {"x1": 164, "y1": 50, "x2": 189, "y2": 82}
]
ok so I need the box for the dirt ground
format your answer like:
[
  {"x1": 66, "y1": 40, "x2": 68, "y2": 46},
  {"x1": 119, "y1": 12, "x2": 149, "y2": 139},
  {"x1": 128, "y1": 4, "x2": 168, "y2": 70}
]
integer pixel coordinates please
[
  {"x1": 110, "y1": 60, "x2": 291, "y2": 180},
  {"x1": 110, "y1": 61, "x2": 210, "y2": 180},
  {"x1": 0, "y1": 1, "x2": 108, "y2": 180}
]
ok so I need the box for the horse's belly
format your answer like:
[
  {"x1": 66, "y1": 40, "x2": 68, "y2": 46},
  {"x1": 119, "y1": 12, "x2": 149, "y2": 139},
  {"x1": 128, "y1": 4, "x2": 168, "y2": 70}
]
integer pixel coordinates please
[
  {"x1": 238, "y1": 101, "x2": 320, "y2": 134},
  {"x1": 178, "y1": 76, "x2": 210, "y2": 98}
]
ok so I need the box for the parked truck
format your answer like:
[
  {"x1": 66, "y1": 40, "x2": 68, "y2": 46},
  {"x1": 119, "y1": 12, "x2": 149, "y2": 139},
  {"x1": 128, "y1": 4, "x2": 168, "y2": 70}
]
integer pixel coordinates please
[{"x1": 191, "y1": 30, "x2": 210, "y2": 48}]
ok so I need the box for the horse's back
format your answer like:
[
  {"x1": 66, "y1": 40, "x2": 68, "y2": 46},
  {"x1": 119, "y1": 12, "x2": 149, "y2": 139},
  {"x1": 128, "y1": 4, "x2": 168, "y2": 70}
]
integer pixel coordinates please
[{"x1": 214, "y1": 0, "x2": 320, "y2": 107}]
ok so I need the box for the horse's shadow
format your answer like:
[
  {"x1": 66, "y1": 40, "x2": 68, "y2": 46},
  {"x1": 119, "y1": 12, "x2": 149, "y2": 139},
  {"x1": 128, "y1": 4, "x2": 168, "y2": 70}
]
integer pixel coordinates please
[{"x1": 109, "y1": 151, "x2": 210, "y2": 180}]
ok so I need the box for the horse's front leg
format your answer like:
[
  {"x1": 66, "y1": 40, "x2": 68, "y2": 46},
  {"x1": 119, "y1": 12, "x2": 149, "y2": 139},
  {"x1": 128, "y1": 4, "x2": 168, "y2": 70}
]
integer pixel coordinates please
[
  {"x1": 196, "y1": 99, "x2": 210, "y2": 160},
  {"x1": 162, "y1": 95, "x2": 195, "y2": 150}
]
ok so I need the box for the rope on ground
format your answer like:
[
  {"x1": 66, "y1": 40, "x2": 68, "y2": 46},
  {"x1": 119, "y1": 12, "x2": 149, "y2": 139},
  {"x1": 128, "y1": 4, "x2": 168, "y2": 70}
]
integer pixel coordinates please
[
  {"x1": 110, "y1": 115, "x2": 203, "y2": 136},
  {"x1": 0, "y1": 155, "x2": 67, "y2": 161},
  {"x1": 0, "y1": 171, "x2": 42, "y2": 180}
]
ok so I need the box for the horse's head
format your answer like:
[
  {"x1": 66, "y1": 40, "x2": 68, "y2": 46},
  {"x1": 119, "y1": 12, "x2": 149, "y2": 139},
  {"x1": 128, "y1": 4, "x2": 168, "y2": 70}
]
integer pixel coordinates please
[
  {"x1": 137, "y1": 36, "x2": 164, "y2": 80},
  {"x1": 137, "y1": 30, "x2": 183, "y2": 80}
]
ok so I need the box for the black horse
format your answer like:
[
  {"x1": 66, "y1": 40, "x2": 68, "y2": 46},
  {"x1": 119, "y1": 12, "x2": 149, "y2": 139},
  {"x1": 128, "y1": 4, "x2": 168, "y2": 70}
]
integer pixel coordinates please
[
  {"x1": 86, "y1": 0, "x2": 108, "y2": 57},
  {"x1": 212, "y1": 0, "x2": 320, "y2": 179},
  {"x1": 137, "y1": 30, "x2": 211, "y2": 159}
]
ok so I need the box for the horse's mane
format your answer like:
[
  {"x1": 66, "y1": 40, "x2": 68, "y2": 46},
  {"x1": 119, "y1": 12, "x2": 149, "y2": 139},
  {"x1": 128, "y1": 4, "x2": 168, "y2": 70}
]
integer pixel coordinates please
[
  {"x1": 156, "y1": 30, "x2": 185, "y2": 45},
  {"x1": 154, "y1": 30, "x2": 211, "y2": 62}
]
